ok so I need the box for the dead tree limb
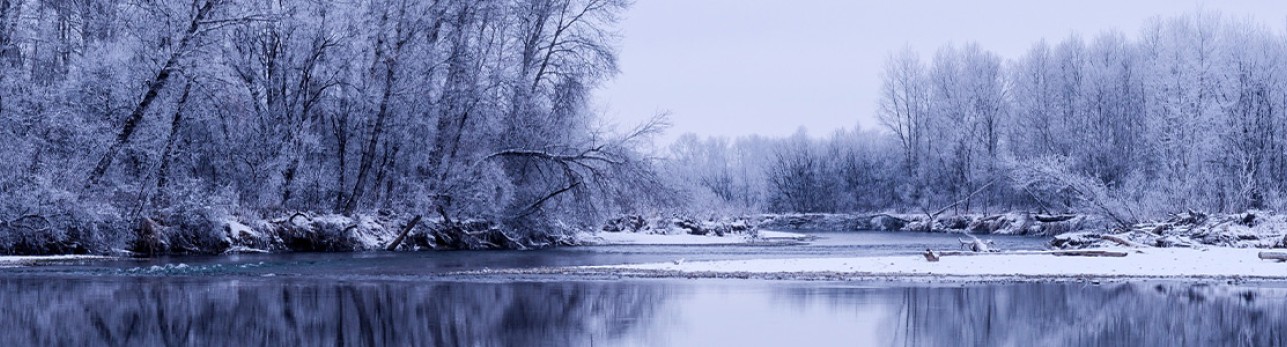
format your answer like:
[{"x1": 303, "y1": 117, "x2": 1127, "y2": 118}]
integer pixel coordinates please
[
  {"x1": 385, "y1": 215, "x2": 422, "y2": 251},
  {"x1": 920, "y1": 179, "x2": 998, "y2": 231},
  {"x1": 9, "y1": 214, "x2": 52, "y2": 232},
  {"x1": 932, "y1": 250, "x2": 1129, "y2": 257},
  {"x1": 1100, "y1": 233, "x2": 1151, "y2": 248},
  {"x1": 922, "y1": 249, "x2": 940, "y2": 262},
  {"x1": 1049, "y1": 250, "x2": 1130, "y2": 257},
  {"x1": 1034, "y1": 214, "x2": 1077, "y2": 223},
  {"x1": 287, "y1": 212, "x2": 311, "y2": 226}
]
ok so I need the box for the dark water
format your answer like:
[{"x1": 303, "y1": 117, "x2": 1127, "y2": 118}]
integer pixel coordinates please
[{"x1": 1, "y1": 232, "x2": 1281, "y2": 346}]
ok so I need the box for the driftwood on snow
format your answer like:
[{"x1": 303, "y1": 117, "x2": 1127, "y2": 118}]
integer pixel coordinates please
[
  {"x1": 1034, "y1": 214, "x2": 1077, "y2": 223},
  {"x1": 1049, "y1": 250, "x2": 1130, "y2": 257},
  {"x1": 922, "y1": 249, "x2": 1130, "y2": 260},
  {"x1": 1258, "y1": 251, "x2": 1287, "y2": 261},
  {"x1": 957, "y1": 234, "x2": 994, "y2": 252}
]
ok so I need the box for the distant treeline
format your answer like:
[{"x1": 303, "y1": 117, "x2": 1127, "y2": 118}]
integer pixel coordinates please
[{"x1": 664, "y1": 12, "x2": 1287, "y2": 226}]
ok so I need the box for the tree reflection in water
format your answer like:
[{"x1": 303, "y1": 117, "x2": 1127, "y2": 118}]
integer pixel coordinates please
[
  {"x1": 885, "y1": 282, "x2": 1287, "y2": 346},
  {"x1": 4, "y1": 277, "x2": 1285, "y2": 346},
  {"x1": 0, "y1": 278, "x2": 664, "y2": 346}
]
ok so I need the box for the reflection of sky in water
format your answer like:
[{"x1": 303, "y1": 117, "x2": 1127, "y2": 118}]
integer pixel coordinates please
[
  {"x1": 607, "y1": 281, "x2": 1287, "y2": 347},
  {"x1": 624, "y1": 282, "x2": 890, "y2": 346}
]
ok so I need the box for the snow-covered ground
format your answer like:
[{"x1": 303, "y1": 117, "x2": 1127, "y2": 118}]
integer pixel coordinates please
[
  {"x1": 579, "y1": 232, "x2": 751, "y2": 245},
  {"x1": 578, "y1": 229, "x2": 809, "y2": 246},
  {"x1": 0, "y1": 255, "x2": 112, "y2": 267},
  {"x1": 756, "y1": 230, "x2": 809, "y2": 240},
  {"x1": 1055, "y1": 211, "x2": 1287, "y2": 249},
  {"x1": 586, "y1": 248, "x2": 1287, "y2": 280}
]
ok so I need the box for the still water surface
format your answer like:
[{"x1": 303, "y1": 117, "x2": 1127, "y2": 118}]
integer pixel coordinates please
[{"x1": 1, "y1": 231, "x2": 1282, "y2": 346}]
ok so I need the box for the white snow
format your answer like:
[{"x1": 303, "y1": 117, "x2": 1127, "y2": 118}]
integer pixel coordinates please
[
  {"x1": 223, "y1": 245, "x2": 270, "y2": 254},
  {"x1": 0, "y1": 255, "x2": 112, "y2": 267},
  {"x1": 581, "y1": 230, "x2": 810, "y2": 245},
  {"x1": 592, "y1": 248, "x2": 1287, "y2": 279},
  {"x1": 311, "y1": 214, "x2": 353, "y2": 226},
  {"x1": 756, "y1": 230, "x2": 810, "y2": 240},
  {"x1": 349, "y1": 215, "x2": 392, "y2": 250},
  {"x1": 580, "y1": 232, "x2": 752, "y2": 245},
  {"x1": 226, "y1": 220, "x2": 258, "y2": 238}
]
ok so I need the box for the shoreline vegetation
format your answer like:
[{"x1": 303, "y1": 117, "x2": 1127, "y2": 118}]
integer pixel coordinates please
[
  {"x1": 6, "y1": 210, "x2": 1287, "y2": 283},
  {"x1": 3, "y1": 210, "x2": 1286, "y2": 257}
]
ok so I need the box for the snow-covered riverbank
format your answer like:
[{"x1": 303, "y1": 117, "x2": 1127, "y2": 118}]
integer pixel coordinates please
[
  {"x1": 575, "y1": 247, "x2": 1287, "y2": 281},
  {"x1": 1053, "y1": 211, "x2": 1287, "y2": 249},
  {"x1": 577, "y1": 230, "x2": 810, "y2": 245},
  {"x1": 0, "y1": 255, "x2": 113, "y2": 267}
]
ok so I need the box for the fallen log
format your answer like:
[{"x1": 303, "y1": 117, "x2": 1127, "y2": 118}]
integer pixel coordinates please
[
  {"x1": 384, "y1": 215, "x2": 423, "y2": 251},
  {"x1": 1034, "y1": 214, "x2": 1077, "y2": 223},
  {"x1": 1049, "y1": 250, "x2": 1129, "y2": 257},
  {"x1": 931, "y1": 250, "x2": 1129, "y2": 257},
  {"x1": 1101, "y1": 234, "x2": 1151, "y2": 248},
  {"x1": 1258, "y1": 251, "x2": 1287, "y2": 261}
]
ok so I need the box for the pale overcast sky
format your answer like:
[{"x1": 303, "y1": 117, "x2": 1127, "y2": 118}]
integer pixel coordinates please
[{"x1": 594, "y1": 0, "x2": 1287, "y2": 142}]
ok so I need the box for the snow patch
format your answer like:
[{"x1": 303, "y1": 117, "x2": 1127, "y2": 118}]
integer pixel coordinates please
[
  {"x1": 0, "y1": 255, "x2": 113, "y2": 266},
  {"x1": 591, "y1": 248, "x2": 1287, "y2": 279},
  {"x1": 755, "y1": 230, "x2": 809, "y2": 240},
  {"x1": 1054, "y1": 211, "x2": 1287, "y2": 249},
  {"x1": 579, "y1": 229, "x2": 809, "y2": 246},
  {"x1": 348, "y1": 215, "x2": 393, "y2": 250},
  {"x1": 579, "y1": 232, "x2": 752, "y2": 245},
  {"x1": 226, "y1": 220, "x2": 258, "y2": 239}
]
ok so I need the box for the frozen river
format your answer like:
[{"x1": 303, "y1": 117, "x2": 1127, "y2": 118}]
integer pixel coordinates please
[{"x1": 2, "y1": 231, "x2": 1282, "y2": 346}]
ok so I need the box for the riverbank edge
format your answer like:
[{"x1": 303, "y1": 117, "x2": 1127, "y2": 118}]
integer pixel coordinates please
[
  {"x1": 5, "y1": 210, "x2": 1287, "y2": 256},
  {"x1": 468, "y1": 267, "x2": 1285, "y2": 284},
  {"x1": 2, "y1": 210, "x2": 1088, "y2": 256},
  {"x1": 466, "y1": 247, "x2": 1287, "y2": 283}
]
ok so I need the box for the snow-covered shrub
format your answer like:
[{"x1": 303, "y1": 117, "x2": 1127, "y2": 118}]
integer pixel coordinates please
[{"x1": 0, "y1": 174, "x2": 128, "y2": 255}]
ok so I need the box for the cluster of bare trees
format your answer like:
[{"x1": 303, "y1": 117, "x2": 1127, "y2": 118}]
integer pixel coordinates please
[
  {"x1": 664, "y1": 128, "x2": 899, "y2": 214},
  {"x1": 0, "y1": 0, "x2": 662, "y2": 250},
  {"x1": 7, "y1": 3, "x2": 1285, "y2": 250},
  {"x1": 671, "y1": 12, "x2": 1287, "y2": 220}
]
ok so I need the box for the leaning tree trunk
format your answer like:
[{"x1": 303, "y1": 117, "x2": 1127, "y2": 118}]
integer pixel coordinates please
[
  {"x1": 155, "y1": 82, "x2": 192, "y2": 191},
  {"x1": 343, "y1": 5, "x2": 407, "y2": 215},
  {"x1": 85, "y1": 0, "x2": 217, "y2": 188}
]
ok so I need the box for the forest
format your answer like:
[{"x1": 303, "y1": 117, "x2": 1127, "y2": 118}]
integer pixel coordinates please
[
  {"x1": 0, "y1": 0, "x2": 668, "y2": 253},
  {"x1": 668, "y1": 12, "x2": 1287, "y2": 228},
  {"x1": 0, "y1": 2, "x2": 1284, "y2": 253}
]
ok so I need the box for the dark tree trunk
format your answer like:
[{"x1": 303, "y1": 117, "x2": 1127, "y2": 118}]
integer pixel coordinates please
[
  {"x1": 86, "y1": 0, "x2": 217, "y2": 188},
  {"x1": 156, "y1": 82, "x2": 193, "y2": 191}
]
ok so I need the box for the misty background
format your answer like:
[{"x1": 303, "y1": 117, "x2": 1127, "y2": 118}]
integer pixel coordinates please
[{"x1": 597, "y1": 0, "x2": 1287, "y2": 142}]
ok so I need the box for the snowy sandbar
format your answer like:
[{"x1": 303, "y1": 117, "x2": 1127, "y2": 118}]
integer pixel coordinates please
[
  {"x1": 578, "y1": 230, "x2": 809, "y2": 246},
  {"x1": 0, "y1": 255, "x2": 114, "y2": 267},
  {"x1": 587, "y1": 248, "x2": 1287, "y2": 280}
]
